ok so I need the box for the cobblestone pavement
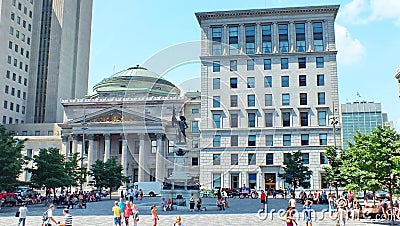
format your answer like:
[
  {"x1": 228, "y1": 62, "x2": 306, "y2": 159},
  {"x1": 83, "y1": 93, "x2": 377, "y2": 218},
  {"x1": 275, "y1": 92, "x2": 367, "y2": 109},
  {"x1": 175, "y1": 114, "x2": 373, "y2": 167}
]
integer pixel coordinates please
[{"x1": 0, "y1": 197, "x2": 397, "y2": 225}]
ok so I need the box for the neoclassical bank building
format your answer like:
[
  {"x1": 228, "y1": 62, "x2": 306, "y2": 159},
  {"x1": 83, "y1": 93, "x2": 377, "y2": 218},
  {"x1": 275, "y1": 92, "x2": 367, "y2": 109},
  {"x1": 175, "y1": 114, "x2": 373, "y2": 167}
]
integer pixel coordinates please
[{"x1": 59, "y1": 66, "x2": 201, "y2": 185}]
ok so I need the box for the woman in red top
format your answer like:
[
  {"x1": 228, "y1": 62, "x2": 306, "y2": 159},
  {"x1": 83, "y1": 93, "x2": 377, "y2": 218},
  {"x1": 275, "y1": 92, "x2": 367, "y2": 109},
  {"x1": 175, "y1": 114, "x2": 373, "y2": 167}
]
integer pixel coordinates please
[{"x1": 124, "y1": 201, "x2": 132, "y2": 226}]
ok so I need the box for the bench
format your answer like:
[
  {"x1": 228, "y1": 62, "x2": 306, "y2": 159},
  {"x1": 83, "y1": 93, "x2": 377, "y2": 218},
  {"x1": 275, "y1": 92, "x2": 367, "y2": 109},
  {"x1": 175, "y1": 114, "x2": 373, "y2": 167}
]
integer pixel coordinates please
[{"x1": 201, "y1": 205, "x2": 223, "y2": 211}]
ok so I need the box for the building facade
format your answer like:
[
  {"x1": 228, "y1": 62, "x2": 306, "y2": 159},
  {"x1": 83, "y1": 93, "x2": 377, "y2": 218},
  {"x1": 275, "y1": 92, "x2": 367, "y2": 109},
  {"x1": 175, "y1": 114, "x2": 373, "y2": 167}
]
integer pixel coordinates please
[
  {"x1": 196, "y1": 5, "x2": 341, "y2": 190},
  {"x1": 0, "y1": 0, "x2": 34, "y2": 125},
  {"x1": 26, "y1": 0, "x2": 93, "y2": 123}
]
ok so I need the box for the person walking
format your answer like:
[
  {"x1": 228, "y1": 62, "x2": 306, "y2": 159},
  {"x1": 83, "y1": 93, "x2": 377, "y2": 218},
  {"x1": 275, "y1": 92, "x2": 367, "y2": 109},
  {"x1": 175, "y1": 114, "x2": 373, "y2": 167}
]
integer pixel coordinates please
[
  {"x1": 42, "y1": 204, "x2": 59, "y2": 226},
  {"x1": 112, "y1": 201, "x2": 121, "y2": 226},
  {"x1": 151, "y1": 205, "x2": 159, "y2": 226},
  {"x1": 289, "y1": 195, "x2": 296, "y2": 209},
  {"x1": 189, "y1": 194, "x2": 195, "y2": 212},
  {"x1": 58, "y1": 209, "x2": 72, "y2": 226},
  {"x1": 285, "y1": 206, "x2": 297, "y2": 226},
  {"x1": 303, "y1": 200, "x2": 313, "y2": 226},
  {"x1": 123, "y1": 201, "x2": 132, "y2": 226},
  {"x1": 118, "y1": 198, "x2": 125, "y2": 225},
  {"x1": 17, "y1": 203, "x2": 27, "y2": 226},
  {"x1": 131, "y1": 201, "x2": 139, "y2": 226},
  {"x1": 260, "y1": 190, "x2": 267, "y2": 211}
]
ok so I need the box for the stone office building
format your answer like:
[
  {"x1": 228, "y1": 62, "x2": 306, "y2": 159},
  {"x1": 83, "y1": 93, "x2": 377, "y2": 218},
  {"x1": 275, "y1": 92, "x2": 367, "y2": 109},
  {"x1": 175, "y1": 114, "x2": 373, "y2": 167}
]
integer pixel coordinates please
[{"x1": 196, "y1": 5, "x2": 341, "y2": 190}]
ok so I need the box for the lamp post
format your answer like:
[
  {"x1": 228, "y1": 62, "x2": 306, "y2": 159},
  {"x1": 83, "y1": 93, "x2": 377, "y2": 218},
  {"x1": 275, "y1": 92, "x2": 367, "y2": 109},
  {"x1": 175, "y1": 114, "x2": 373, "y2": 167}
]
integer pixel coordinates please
[
  {"x1": 329, "y1": 103, "x2": 339, "y2": 148},
  {"x1": 80, "y1": 109, "x2": 88, "y2": 191}
]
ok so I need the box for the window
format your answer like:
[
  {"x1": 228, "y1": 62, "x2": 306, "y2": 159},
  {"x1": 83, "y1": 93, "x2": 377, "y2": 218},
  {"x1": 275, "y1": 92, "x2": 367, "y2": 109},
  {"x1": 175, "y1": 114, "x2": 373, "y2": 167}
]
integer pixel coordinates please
[
  {"x1": 27, "y1": 37, "x2": 30, "y2": 45},
  {"x1": 21, "y1": 106, "x2": 25, "y2": 114},
  {"x1": 266, "y1": 135, "x2": 273, "y2": 146},
  {"x1": 17, "y1": 16, "x2": 21, "y2": 24},
  {"x1": 231, "y1": 154, "x2": 238, "y2": 165},
  {"x1": 213, "y1": 78, "x2": 220, "y2": 89},
  {"x1": 11, "y1": 12, "x2": 15, "y2": 20},
  {"x1": 229, "y1": 26, "x2": 239, "y2": 55},
  {"x1": 17, "y1": 90, "x2": 20, "y2": 98},
  {"x1": 212, "y1": 27, "x2": 222, "y2": 55},
  {"x1": 14, "y1": 44, "x2": 18, "y2": 52},
  {"x1": 247, "y1": 77, "x2": 255, "y2": 88},
  {"x1": 11, "y1": 88, "x2": 15, "y2": 96},
  {"x1": 230, "y1": 95, "x2": 238, "y2": 107},
  {"x1": 264, "y1": 76, "x2": 272, "y2": 88},
  {"x1": 213, "y1": 96, "x2": 220, "y2": 107},
  {"x1": 9, "y1": 117, "x2": 13, "y2": 124},
  {"x1": 264, "y1": 59, "x2": 271, "y2": 70},
  {"x1": 23, "y1": 20, "x2": 26, "y2": 28},
  {"x1": 279, "y1": 24, "x2": 289, "y2": 52},
  {"x1": 316, "y1": 57, "x2": 324, "y2": 68},
  {"x1": 281, "y1": 58, "x2": 289, "y2": 69},
  {"x1": 265, "y1": 113, "x2": 273, "y2": 127},
  {"x1": 213, "y1": 61, "x2": 220, "y2": 72},
  {"x1": 191, "y1": 108, "x2": 199, "y2": 114},
  {"x1": 282, "y1": 112, "x2": 291, "y2": 127},
  {"x1": 248, "y1": 113, "x2": 256, "y2": 127},
  {"x1": 245, "y1": 25, "x2": 255, "y2": 54},
  {"x1": 151, "y1": 140, "x2": 157, "y2": 153},
  {"x1": 318, "y1": 111, "x2": 327, "y2": 126},
  {"x1": 213, "y1": 154, "x2": 221, "y2": 165},
  {"x1": 18, "y1": 3, "x2": 21, "y2": 10},
  {"x1": 16, "y1": 30, "x2": 19, "y2": 38},
  {"x1": 283, "y1": 134, "x2": 291, "y2": 146},
  {"x1": 213, "y1": 114, "x2": 221, "y2": 128},
  {"x1": 168, "y1": 140, "x2": 174, "y2": 153},
  {"x1": 230, "y1": 78, "x2": 238, "y2": 88},
  {"x1": 248, "y1": 135, "x2": 256, "y2": 146},
  {"x1": 300, "y1": 93, "x2": 307, "y2": 105},
  {"x1": 282, "y1": 93, "x2": 290, "y2": 105},
  {"x1": 318, "y1": 92, "x2": 326, "y2": 105},
  {"x1": 213, "y1": 173, "x2": 221, "y2": 188},
  {"x1": 12, "y1": 73, "x2": 16, "y2": 81},
  {"x1": 7, "y1": 56, "x2": 11, "y2": 64},
  {"x1": 301, "y1": 134, "x2": 309, "y2": 146},
  {"x1": 28, "y1": 24, "x2": 31, "y2": 32},
  {"x1": 6, "y1": 71, "x2": 10, "y2": 79},
  {"x1": 3, "y1": 101, "x2": 8, "y2": 109},
  {"x1": 320, "y1": 153, "x2": 328, "y2": 164},
  {"x1": 296, "y1": 23, "x2": 306, "y2": 52},
  {"x1": 299, "y1": 75, "x2": 307, "y2": 86},
  {"x1": 298, "y1": 57, "x2": 306, "y2": 68},
  {"x1": 192, "y1": 140, "x2": 199, "y2": 148},
  {"x1": 192, "y1": 157, "x2": 199, "y2": 166},
  {"x1": 302, "y1": 153, "x2": 310, "y2": 164},
  {"x1": 213, "y1": 135, "x2": 221, "y2": 147},
  {"x1": 5, "y1": 85, "x2": 9, "y2": 94},
  {"x1": 266, "y1": 153, "x2": 274, "y2": 165},
  {"x1": 192, "y1": 121, "x2": 199, "y2": 133},
  {"x1": 230, "y1": 60, "x2": 237, "y2": 71},
  {"x1": 247, "y1": 95, "x2": 255, "y2": 107},
  {"x1": 300, "y1": 112, "x2": 309, "y2": 126},
  {"x1": 319, "y1": 134, "x2": 327, "y2": 145},
  {"x1": 26, "y1": 50, "x2": 29, "y2": 58},
  {"x1": 247, "y1": 60, "x2": 254, "y2": 70},
  {"x1": 265, "y1": 94, "x2": 272, "y2": 106},
  {"x1": 18, "y1": 76, "x2": 21, "y2": 84},
  {"x1": 281, "y1": 76, "x2": 289, "y2": 87},
  {"x1": 9, "y1": 41, "x2": 13, "y2": 49},
  {"x1": 313, "y1": 22, "x2": 324, "y2": 51},
  {"x1": 317, "y1": 74, "x2": 325, "y2": 86},
  {"x1": 231, "y1": 114, "x2": 238, "y2": 128},
  {"x1": 10, "y1": 102, "x2": 14, "y2": 111},
  {"x1": 14, "y1": 59, "x2": 17, "y2": 67},
  {"x1": 22, "y1": 92, "x2": 26, "y2": 100},
  {"x1": 262, "y1": 25, "x2": 272, "y2": 53},
  {"x1": 248, "y1": 153, "x2": 256, "y2": 165},
  {"x1": 2, "y1": 116, "x2": 6, "y2": 124},
  {"x1": 10, "y1": 26, "x2": 14, "y2": 35},
  {"x1": 231, "y1": 135, "x2": 238, "y2": 146}
]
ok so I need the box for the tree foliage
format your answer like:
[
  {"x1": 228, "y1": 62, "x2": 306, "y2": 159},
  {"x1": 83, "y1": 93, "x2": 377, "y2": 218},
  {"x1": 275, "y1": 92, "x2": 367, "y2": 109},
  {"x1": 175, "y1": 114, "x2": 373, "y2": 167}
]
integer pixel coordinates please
[
  {"x1": 278, "y1": 150, "x2": 312, "y2": 192},
  {"x1": 89, "y1": 157, "x2": 126, "y2": 199},
  {"x1": 341, "y1": 126, "x2": 400, "y2": 194},
  {"x1": 64, "y1": 152, "x2": 86, "y2": 189},
  {"x1": 0, "y1": 125, "x2": 26, "y2": 191},
  {"x1": 323, "y1": 146, "x2": 344, "y2": 196}
]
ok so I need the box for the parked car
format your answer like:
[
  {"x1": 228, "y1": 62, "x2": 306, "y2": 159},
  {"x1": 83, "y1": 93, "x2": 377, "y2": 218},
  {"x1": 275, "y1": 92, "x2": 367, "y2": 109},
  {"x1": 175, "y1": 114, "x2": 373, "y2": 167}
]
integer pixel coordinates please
[
  {"x1": 375, "y1": 190, "x2": 389, "y2": 200},
  {"x1": 356, "y1": 191, "x2": 373, "y2": 200},
  {"x1": 92, "y1": 189, "x2": 109, "y2": 197}
]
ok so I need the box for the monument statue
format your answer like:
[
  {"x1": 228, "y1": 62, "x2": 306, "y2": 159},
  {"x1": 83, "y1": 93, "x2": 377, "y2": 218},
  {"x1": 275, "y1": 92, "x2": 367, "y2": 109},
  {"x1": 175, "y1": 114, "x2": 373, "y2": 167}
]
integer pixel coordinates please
[{"x1": 178, "y1": 115, "x2": 188, "y2": 143}]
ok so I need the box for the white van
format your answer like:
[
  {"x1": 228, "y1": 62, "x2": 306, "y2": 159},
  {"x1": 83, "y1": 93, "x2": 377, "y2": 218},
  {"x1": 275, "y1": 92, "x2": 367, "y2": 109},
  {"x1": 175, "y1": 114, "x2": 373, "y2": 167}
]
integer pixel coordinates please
[{"x1": 133, "y1": 182, "x2": 162, "y2": 197}]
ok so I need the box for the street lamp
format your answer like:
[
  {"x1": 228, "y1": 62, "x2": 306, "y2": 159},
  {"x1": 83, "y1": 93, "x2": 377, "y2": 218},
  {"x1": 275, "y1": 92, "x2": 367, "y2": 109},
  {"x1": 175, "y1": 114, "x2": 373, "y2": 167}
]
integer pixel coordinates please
[{"x1": 80, "y1": 109, "x2": 88, "y2": 191}]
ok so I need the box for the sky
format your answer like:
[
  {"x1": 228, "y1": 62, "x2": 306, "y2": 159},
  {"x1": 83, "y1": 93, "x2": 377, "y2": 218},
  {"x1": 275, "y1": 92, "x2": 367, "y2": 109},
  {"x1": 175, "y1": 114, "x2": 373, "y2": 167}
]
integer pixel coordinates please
[{"x1": 89, "y1": 0, "x2": 400, "y2": 129}]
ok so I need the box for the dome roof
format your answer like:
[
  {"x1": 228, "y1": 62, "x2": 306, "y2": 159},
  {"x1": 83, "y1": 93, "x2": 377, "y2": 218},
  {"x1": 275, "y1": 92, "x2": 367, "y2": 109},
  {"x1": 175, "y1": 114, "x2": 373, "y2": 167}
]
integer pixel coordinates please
[{"x1": 93, "y1": 66, "x2": 180, "y2": 96}]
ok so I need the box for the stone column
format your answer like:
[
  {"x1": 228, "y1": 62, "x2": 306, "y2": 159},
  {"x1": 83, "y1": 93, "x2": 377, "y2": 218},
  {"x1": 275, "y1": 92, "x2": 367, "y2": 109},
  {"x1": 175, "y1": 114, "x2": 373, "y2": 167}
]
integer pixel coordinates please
[
  {"x1": 256, "y1": 22, "x2": 261, "y2": 54},
  {"x1": 272, "y1": 22, "x2": 278, "y2": 53},
  {"x1": 306, "y1": 20, "x2": 312, "y2": 52},
  {"x1": 72, "y1": 134, "x2": 78, "y2": 154},
  {"x1": 239, "y1": 24, "x2": 244, "y2": 54},
  {"x1": 138, "y1": 134, "x2": 146, "y2": 182},
  {"x1": 121, "y1": 134, "x2": 128, "y2": 176},
  {"x1": 104, "y1": 134, "x2": 111, "y2": 162},
  {"x1": 87, "y1": 135, "x2": 94, "y2": 169},
  {"x1": 222, "y1": 24, "x2": 228, "y2": 55},
  {"x1": 289, "y1": 21, "x2": 295, "y2": 52},
  {"x1": 155, "y1": 134, "x2": 164, "y2": 182},
  {"x1": 323, "y1": 19, "x2": 328, "y2": 51},
  {"x1": 61, "y1": 135, "x2": 70, "y2": 158}
]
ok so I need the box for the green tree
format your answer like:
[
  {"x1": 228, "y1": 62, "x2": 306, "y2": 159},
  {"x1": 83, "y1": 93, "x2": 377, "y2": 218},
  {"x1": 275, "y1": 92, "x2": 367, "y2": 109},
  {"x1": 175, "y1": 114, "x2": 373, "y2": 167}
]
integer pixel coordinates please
[
  {"x1": 64, "y1": 153, "x2": 87, "y2": 190},
  {"x1": 0, "y1": 125, "x2": 26, "y2": 191},
  {"x1": 323, "y1": 146, "x2": 344, "y2": 197},
  {"x1": 29, "y1": 147, "x2": 73, "y2": 200},
  {"x1": 341, "y1": 126, "x2": 400, "y2": 205},
  {"x1": 89, "y1": 157, "x2": 126, "y2": 199},
  {"x1": 278, "y1": 150, "x2": 312, "y2": 194}
]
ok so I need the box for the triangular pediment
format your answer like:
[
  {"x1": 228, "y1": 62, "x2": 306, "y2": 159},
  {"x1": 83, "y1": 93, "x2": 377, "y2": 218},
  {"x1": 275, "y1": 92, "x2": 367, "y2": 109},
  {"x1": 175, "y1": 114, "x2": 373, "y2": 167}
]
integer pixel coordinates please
[{"x1": 70, "y1": 107, "x2": 161, "y2": 124}]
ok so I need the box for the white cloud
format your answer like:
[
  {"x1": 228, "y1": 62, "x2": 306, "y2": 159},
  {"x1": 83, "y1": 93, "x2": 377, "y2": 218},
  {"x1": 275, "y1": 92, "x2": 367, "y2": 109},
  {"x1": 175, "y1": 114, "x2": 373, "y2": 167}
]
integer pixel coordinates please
[
  {"x1": 335, "y1": 24, "x2": 365, "y2": 65},
  {"x1": 340, "y1": 0, "x2": 400, "y2": 25}
]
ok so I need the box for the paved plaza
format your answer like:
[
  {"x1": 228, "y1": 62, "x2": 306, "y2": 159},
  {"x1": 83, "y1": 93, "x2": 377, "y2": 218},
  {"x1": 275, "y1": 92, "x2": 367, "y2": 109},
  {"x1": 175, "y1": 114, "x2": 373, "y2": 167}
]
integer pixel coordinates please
[{"x1": 0, "y1": 197, "x2": 396, "y2": 225}]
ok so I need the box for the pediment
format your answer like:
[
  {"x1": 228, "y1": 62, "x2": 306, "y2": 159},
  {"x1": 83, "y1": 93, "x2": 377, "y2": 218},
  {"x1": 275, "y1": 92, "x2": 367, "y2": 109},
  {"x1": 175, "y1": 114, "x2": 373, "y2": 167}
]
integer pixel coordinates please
[{"x1": 69, "y1": 107, "x2": 161, "y2": 124}]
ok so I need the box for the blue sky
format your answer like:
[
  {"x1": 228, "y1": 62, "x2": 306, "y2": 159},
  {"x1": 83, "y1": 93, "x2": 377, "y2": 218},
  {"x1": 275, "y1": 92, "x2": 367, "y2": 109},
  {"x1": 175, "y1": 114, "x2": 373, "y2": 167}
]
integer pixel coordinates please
[{"x1": 89, "y1": 0, "x2": 400, "y2": 129}]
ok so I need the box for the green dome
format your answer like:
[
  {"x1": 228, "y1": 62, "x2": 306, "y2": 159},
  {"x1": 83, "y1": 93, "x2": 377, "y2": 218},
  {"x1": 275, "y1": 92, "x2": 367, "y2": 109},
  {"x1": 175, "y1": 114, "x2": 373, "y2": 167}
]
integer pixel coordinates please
[{"x1": 93, "y1": 66, "x2": 180, "y2": 96}]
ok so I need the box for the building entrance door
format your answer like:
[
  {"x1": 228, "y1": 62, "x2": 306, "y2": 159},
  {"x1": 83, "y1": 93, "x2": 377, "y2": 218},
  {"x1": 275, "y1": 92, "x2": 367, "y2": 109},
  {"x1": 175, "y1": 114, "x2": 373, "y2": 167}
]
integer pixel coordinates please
[{"x1": 264, "y1": 173, "x2": 276, "y2": 191}]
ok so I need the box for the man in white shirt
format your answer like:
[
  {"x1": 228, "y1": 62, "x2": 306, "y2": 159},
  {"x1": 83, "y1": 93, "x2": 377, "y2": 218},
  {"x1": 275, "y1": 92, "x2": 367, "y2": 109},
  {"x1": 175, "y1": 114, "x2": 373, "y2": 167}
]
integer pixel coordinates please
[
  {"x1": 17, "y1": 203, "x2": 28, "y2": 226},
  {"x1": 289, "y1": 195, "x2": 296, "y2": 208},
  {"x1": 42, "y1": 204, "x2": 59, "y2": 226}
]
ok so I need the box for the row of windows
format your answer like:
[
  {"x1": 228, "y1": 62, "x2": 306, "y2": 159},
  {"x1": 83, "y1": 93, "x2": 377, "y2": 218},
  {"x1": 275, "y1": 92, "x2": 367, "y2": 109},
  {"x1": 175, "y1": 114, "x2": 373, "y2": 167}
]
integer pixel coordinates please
[
  {"x1": 9, "y1": 27, "x2": 31, "y2": 45},
  {"x1": 2, "y1": 116, "x2": 24, "y2": 125},
  {"x1": 212, "y1": 133, "x2": 328, "y2": 148},
  {"x1": 8, "y1": 41, "x2": 30, "y2": 59},
  {"x1": 3, "y1": 101, "x2": 26, "y2": 114},
  {"x1": 7, "y1": 55, "x2": 29, "y2": 72},
  {"x1": 212, "y1": 152, "x2": 329, "y2": 166},
  {"x1": 5, "y1": 70, "x2": 28, "y2": 86},
  {"x1": 212, "y1": 57, "x2": 324, "y2": 72},
  {"x1": 211, "y1": 22, "x2": 324, "y2": 55},
  {"x1": 212, "y1": 92, "x2": 326, "y2": 109},
  {"x1": 10, "y1": 12, "x2": 33, "y2": 32},
  {"x1": 213, "y1": 74, "x2": 325, "y2": 90},
  {"x1": 4, "y1": 85, "x2": 27, "y2": 100}
]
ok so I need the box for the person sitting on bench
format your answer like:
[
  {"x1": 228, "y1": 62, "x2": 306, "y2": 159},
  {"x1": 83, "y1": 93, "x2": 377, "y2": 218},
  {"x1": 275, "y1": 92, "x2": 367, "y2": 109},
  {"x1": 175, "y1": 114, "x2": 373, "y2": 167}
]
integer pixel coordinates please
[{"x1": 216, "y1": 198, "x2": 224, "y2": 210}]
